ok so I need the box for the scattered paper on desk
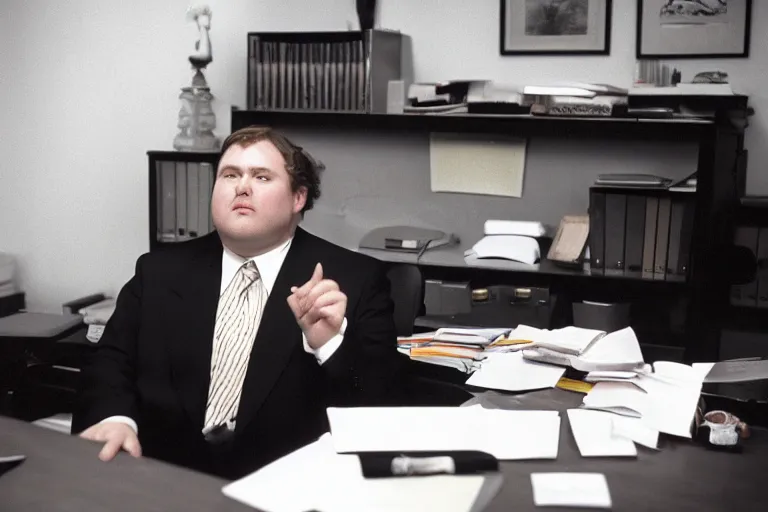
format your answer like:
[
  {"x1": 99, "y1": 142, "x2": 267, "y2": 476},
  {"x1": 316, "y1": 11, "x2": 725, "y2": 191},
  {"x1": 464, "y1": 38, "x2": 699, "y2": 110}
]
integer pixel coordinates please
[
  {"x1": 327, "y1": 406, "x2": 560, "y2": 460},
  {"x1": 430, "y1": 132, "x2": 526, "y2": 198},
  {"x1": 570, "y1": 327, "x2": 645, "y2": 372},
  {"x1": 611, "y1": 414, "x2": 659, "y2": 450},
  {"x1": 696, "y1": 359, "x2": 768, "y2": 383},
  {"x1": 583, "y1": 374, "x2": 702, "y2": 439},
  {"x1": 567, "y1": 409, "x2": 636, "y2": 457},
  {"x1": 530, "y1": 473, "x2": 612, "y2": 509},
  {"x1": 466, "y1": 352, "x2": 565, "y2": 392},
  {"x1": 222, "y1": 434, "x2": 498, "y2": 512}
]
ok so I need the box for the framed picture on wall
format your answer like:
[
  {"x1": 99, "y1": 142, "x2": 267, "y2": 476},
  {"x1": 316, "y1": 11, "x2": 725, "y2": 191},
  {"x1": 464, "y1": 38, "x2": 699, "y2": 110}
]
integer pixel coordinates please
[
  {"x1": 499, "y1": 0, "x2": 612, "y2": 55},
  {"x1": 637, "y1": 0, "x2": 752, "y2": 59}
]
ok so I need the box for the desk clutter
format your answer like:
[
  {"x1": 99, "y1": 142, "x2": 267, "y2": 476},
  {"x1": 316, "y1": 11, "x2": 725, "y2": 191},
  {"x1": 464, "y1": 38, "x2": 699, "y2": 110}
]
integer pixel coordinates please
[
  {"x1": 220, "y1": 335, "x2": 767, "y2": 511},
  {"x1": 398, "y1": 324, "x2": 767, "y2": 449}
]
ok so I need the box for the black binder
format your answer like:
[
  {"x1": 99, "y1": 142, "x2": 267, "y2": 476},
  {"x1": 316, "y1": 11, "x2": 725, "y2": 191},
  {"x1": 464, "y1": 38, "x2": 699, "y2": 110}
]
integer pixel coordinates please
[
  {"x1": 666, "y1": 198, "x2": 686, "y2": 282},
  {"x1": 604, "y1": 193, "x2": 627, "y2": 274},
  {"x1": 642, "y1": 197, "x2": 659, "y2": 279},
  {"x1": 654, "y1": 197, "x2": 672, "y2": 280},
  {"x1": 589, "y1": 190, "x2": 606, "y2": 273},
  {"x1": 624, "y1": 194, "x2": 646, "y2": 276},
  {"x1": 676, "y1": 197, "x2": 696, "y2": 277}
]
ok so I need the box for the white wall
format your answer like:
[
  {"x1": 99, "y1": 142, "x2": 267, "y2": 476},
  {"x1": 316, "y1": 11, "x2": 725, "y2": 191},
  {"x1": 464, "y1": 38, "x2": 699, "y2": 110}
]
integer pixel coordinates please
[{"x1": 1, "y1": 0, "x2": 767, "y2": 313}]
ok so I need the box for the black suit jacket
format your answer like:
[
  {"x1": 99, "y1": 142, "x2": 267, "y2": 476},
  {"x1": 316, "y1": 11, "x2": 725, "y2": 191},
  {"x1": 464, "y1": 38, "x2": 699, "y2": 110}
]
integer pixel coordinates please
[{"x1": 72, "y1": 228, "x2": 404, "y2": 479}]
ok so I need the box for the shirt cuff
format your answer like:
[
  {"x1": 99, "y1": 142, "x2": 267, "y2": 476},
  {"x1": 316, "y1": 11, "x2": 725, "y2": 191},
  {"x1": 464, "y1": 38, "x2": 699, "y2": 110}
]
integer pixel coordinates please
[
  {"x1": 303, "y1": 317, "x2": 347, "y2": 365},
  {"x1": 100, "y1": 415, "x2": 138, "y2": 435}
]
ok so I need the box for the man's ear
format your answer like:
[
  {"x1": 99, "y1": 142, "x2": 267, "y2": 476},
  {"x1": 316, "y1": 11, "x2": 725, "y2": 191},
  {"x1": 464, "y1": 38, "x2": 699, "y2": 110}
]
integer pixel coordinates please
[{"x1": 293, "y1": 186, "x2": 308, "y2": 214}]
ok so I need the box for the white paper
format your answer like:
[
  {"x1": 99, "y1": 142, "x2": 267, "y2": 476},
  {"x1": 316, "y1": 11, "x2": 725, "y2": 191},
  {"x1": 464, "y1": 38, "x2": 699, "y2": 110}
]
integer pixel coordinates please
[
  {"x1": 572, "y1": 327, "x2": 645, "y2": 372},
  {"x1": 697, "y1": 359, "x2": 768, "y2": 383},
  {"x1": 530, "y1": 473, "x2": 612, "y2": 509},
  {"x1": 567, "y1": 409, "x2": 637, "y2": 457},
  {"x1": 611, "y1": 415, "x2": 659, "y2": 450},
  {"x1": 434, "y1": 327, "x2": 511, "y2": 345},
  {"x1": 222, "y1": 434, "x2": 494, "y2": 512},
  {"x1": 466, "y1": 352, "x2": 565, "y2": 392},
  {"x1": 583, "y1": 376, "x2": 701, "y2": 439},
  {"x1": 582, "y1": 381, "x2": 646, "y2": 418},
  {"x1": 327, "y1": 407, "x2": 560, "y2": 460},
  {"x1": 430, "y1": 132, "x2": 526, "y2": 198}
]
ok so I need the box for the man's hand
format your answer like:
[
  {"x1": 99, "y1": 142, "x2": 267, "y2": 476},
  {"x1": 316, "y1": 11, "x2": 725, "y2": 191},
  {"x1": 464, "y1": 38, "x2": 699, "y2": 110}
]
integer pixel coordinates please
[
  {"x1": 79, "y1": 422, "x2": 142, "y2": 461},
  {"x1": 287, "y1": 263, "x2": 347, "y2": 349}
]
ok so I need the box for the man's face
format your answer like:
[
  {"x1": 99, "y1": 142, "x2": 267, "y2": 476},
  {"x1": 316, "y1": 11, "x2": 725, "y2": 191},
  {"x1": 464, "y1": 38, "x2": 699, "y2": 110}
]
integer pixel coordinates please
[{"x1": 211, "y1": 140, "x2": 306, "y2": 254}]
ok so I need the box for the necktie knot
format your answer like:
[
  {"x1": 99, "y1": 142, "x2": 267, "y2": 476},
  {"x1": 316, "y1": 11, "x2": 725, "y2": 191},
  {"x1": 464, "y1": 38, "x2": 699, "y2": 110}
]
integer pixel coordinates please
[{"x1": 241, "y1": 260, "x2": 260, "y2": 285}]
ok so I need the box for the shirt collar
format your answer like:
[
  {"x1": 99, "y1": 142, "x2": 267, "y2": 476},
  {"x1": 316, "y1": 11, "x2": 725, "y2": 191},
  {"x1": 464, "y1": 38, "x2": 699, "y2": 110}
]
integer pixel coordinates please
[{"x1": 220, "y1": 237, "x2": 293, "y2": 296}]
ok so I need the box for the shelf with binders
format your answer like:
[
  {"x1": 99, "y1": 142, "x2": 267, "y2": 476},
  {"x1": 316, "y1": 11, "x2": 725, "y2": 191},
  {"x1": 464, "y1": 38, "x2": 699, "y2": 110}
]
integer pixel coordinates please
[
  {"x1": 147, "y1": 151, "x2": 220, "y2": 252},
  {"x1": 588, "y1": 187, "x2": 697, "y2": 284}
]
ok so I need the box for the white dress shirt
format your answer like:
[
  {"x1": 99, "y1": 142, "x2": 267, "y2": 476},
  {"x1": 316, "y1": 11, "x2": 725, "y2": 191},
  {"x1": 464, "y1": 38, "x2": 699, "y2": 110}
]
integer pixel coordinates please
[{"x1": 101, "y1": 236, "x2": 346, "y2": 434}]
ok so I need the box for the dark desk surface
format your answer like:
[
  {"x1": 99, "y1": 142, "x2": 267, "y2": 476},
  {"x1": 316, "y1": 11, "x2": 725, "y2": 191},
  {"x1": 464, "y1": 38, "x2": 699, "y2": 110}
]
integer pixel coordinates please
[
  {"x1": 3, "y1": 388, "x2": 767, "y2": 511},
  {"x1": 471, "y1": 388, "x2": 768, "y2": 512},
  {"x1": 0, "y1": 415, "x2": 252, "y2": 512}
]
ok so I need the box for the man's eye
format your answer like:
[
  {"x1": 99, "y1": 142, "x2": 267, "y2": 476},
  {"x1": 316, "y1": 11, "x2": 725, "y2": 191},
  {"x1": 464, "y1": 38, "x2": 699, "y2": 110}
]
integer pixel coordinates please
[{"x1": 256, "y1": 175, "x2": 269, "y2": 181}]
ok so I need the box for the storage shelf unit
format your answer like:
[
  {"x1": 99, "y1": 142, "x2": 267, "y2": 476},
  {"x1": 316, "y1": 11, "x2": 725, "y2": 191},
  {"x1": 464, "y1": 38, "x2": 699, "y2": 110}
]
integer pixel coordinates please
[{"x1": 227, "y1": 103, "x2": 749, "y2": 362}]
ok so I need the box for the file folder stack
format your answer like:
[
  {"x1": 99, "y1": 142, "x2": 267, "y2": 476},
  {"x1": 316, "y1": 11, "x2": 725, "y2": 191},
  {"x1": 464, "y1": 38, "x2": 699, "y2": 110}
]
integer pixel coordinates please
[
  {"x1": 155, "y1": 160, "x2": 215, "y2": 243},
  {"x1": 247, "y1": 30, "x2": 409, "y2": 113},
  {"x1": 397, "y1": 327, "x2": 511, "y2": 373}
]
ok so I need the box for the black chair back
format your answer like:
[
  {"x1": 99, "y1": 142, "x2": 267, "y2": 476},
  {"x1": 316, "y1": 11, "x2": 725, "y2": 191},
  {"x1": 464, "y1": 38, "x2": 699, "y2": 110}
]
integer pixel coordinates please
[{"x1": 385, "y1": 263, "x2": 424, "y2": 337}]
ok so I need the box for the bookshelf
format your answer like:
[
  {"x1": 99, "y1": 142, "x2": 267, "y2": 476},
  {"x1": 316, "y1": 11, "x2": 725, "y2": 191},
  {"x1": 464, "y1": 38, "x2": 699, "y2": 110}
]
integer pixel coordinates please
[
  {"x1": 147, "y1": 150, "x2": 219, "y2": 253},
  {"x1": 223, "y1": 104, "x2": 749, "y2": 362}
]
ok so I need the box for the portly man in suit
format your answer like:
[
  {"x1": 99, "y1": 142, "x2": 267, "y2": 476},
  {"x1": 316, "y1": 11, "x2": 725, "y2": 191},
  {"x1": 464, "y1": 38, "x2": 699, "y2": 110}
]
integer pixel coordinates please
[{"x1": 73, "y1": 126, "x2": 404, "y2": 479}]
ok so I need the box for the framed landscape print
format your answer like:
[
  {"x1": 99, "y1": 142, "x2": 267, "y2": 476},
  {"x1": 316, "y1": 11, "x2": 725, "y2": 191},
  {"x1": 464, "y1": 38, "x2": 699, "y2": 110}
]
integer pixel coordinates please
[
  {"x1": 637, "y1": 0, "x2": 752, "y2": 58},
  {"x1": 500, "y1": 0, "x2": 612, "y2": 55}
]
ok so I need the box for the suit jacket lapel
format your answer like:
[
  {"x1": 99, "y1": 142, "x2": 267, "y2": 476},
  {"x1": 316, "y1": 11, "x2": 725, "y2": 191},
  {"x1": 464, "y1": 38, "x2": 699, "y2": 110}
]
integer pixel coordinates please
[
  {"x1": 235, "y1": 228, "x2": 312, "y2": 433},
  {"x1": 166, "y1": 232, "x2": 223, "y2": 429}
]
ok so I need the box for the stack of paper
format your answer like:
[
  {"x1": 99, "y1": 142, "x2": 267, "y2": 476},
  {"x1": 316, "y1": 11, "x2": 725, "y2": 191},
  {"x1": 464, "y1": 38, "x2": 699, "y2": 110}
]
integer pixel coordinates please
[
  {"x1": 397, "y1": 327, "x2": 511, "y2": 373},
  {"x1": 222, "y1": 433, "x2": 503, "y2": 512},
  {"x1": 326, "y1": 406, "x2": 561, "y2": 460},
  {"x1": 465, "y1": 352, "x2": 566, "y2": 392},
  {"x1": 581, "y1": 361, "x2": 706, "y2": 439},
  {"x1": 522, "y1": 326, "x2": 646, "y2": 372},
  {"x1": 486, "y1": 324, "x2": 604, "y2": 354}
]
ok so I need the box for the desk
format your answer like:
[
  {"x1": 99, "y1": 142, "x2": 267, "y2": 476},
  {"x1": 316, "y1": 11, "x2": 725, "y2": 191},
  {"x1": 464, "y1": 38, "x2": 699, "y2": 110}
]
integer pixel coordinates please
[
  {"x1": 471, "y1": 388, "x2": 768, "y2": 512},
  {"x1": 2, "y1": 391, "x2": 767, "y2": 511},
  {"x1": 0, "y1": 415, "x2": 252, "y2": 511}
]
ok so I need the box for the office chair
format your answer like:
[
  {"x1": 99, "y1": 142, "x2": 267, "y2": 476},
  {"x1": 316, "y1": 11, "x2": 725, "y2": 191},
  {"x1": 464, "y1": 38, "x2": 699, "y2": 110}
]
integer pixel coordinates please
[
  {"x1": 385, "y1": 263, "x2": 473, "y2": 406},
  {"x1": 385, "y1": 263, "x2": 425, "y2": 337}
]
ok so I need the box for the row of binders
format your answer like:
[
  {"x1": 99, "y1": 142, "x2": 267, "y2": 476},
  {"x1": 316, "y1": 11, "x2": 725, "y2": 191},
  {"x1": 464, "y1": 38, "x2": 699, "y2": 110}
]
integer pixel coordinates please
[
  {"x1": 589, "y1": 189, "x2": 695, "y2": 281},
  {"x1": 155, "y1": 160, "x2": 215, "y2": 243},
  {"x1": 731, "y1": 225, "x2": 768, "y2": 308},
  {"x1": 248, "y1": 37, "x2": 367, "y2": 111}
]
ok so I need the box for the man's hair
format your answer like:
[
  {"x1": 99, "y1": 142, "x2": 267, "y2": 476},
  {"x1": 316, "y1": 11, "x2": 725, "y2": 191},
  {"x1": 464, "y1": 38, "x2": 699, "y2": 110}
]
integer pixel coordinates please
[{"x1": 219, "y1": 126, "x2": 323, "y2": 213}]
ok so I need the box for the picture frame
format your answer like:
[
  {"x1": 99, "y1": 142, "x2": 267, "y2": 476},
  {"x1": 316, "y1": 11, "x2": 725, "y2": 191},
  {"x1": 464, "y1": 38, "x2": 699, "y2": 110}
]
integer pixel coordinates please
[
  {"x1": 636, "y1": 0, "x2": 752, "y2": 59},
  {"x1": 499, "y1": 0, "x2": 612, "y2": 56}
]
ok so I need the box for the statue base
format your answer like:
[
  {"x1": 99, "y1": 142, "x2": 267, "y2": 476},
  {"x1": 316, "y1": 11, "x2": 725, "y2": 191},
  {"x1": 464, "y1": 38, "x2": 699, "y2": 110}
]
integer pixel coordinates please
[{"x1": 173, "y1": 85, "x2": 221, "y2": 152}]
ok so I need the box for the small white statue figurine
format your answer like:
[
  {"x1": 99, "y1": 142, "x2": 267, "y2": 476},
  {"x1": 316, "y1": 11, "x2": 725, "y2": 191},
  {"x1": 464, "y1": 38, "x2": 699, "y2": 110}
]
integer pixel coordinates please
[{"x1": 186, "y1": 5, "x2": 213, "y2": 87}]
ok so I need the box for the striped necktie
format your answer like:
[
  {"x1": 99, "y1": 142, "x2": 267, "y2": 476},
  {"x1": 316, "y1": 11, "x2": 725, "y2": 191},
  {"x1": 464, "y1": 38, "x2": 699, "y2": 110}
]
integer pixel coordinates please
[{"x1": 203, "y1": 260, "x2": 267, "y2": 433}]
